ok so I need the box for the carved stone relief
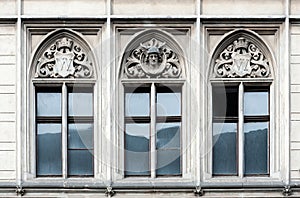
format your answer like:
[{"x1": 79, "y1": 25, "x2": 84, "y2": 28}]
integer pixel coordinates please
[
  {"x1": 124, "y1": 38, "x2": 182, "y2": 78},
  {"x1": 35, "y1": 37, "x2": 93, "y2": 78},
  {"x1": 213, "y1": 37, "x2": 271, "y2": 78}
]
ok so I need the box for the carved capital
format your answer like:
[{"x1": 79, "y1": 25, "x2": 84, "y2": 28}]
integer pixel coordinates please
[
  {"x1": 124, "y1": 38, "x2": 182, "y2": 78},
  {"x1": 16, "y1": 186, "x2": 25, "y2": 196},
  {"x1": 35, "y1": 37, "x2": 93, "y2": 78},
  {"x1": 194, "y1": 186, "x2": 204, "y2": 197},
  {"x1": 282, "y1": 186, "x2": 292, "y2": 196},
  {"x1": 105, "y1": 186, "x2": 115, "y2": 197},
  {"x1": 213, "y1": 37, "x2": 271, "y2": 78}
]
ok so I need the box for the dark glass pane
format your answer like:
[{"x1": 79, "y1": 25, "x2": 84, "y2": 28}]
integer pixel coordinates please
[
  {"x1": 156, "y1": 123, "x2": 181, "y2": 175},
  {"x1": 37, "y1": 124, "x2": 62, "y2": 176},
  {"x1": 68, "y1": 88, "x2": 93, "y2": 116},
  {"x1": 244, "y1": 91, "x2": 269, "y2": 116},
  {"x1": 244, "y1": 122, "x2": 269, "y2": 175},
  {"x1": 37, "y1": 91, "x2": 61, "y2": 116},
  {"x1": 125, "y1": 87, "x2": 150, "y2": 117},
  {"x1": 213, "y1": 86, "x2": 238, "y2": 117},
  {"x1": 68, "y1": 150, "x2": 93, "y2": 176},
  {"x1": 156, "y1": 87, "x2": 181, "y2": 116},
  {"x1": 125, "y1": 123, "x2": 150, "y2": 176},
  {"x1": 68, "y1": 124, "x2": 93, "y2": 149},
  {"x1": 156, "y1": 149, "x2": 181, "y2": 175},
  {"x1": 213, "y1": 122, "x2": 237, "y2": 175},
  {"x1": 156, "y1": 123, "x2": 180, "y2": 149}
]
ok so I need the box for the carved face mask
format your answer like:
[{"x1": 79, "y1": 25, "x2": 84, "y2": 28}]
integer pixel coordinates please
[{"x1": 149, "y1": 53, "x2": 159, "y2": 67}]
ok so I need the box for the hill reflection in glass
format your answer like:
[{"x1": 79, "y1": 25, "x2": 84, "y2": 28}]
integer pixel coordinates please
[
  {"x1": 213, "y1": 123, "x2": 237, "y2": 175},
  {"x1": 125, "y1": 124, "x2": 180, "y2": 176},
  {"x1": 37, "y1": 124, "x2": 93, "y2": 176},
  {"x1": 156, "y1": 124, "x2": 180, "y2": 176},
  {"x1": 37, "y1": 124, "x2": 62, "y2": 176},
  {"x1": 68, "y1": 123, "x2": 93, "y2": 176},
  {"x1": 244, "y1": 122, "x2": 268, "y2": 175},
  {"x1": 125, "y1": 123, "x2": 150, "y2": 176},
  {"x1": 213, "y1": 123, "x2": 268, "y2": 175}
]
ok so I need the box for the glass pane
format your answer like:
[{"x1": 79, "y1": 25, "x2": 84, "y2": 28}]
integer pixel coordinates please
[
  {"x1": 125, "y1": 123, "x2": 150, "y2": 176},
  {"x1": 37, "y1": 124, "x2": 62, "y2": 176},
  {"x1": 244, "y1": 122, "x2": 269, "y2": 175},
  {"x1": 156, "y1": 87, "x2": 181, "y2": 116},
  {"x1": 213, "y1": 86, "x2": 238, "y2": 117},
  {"x1": 156, "y1": 122, "x2": 181, "y2": 175},
  {"x1": 68, "y1": 150, "x2": 93, "y2": 176},
  {"x1": 68, "y1": 123, "x2": 93, "y2": 149},
  {"x1": 37, "y1": 91, "x2": 61, "y2": 116},
  {"x1": 156, "y1": 149, "x2": 181, "y2": 175},
  {"x1": 213, "y1": 122, "x2": 237, "y2": 175},
  {"x1": 156, "y1": 123, "x2": 180, "y2": 149},
  {"x1": 125, "y1": 88, "x2": 150, "y2": 117},
  {"x1": 244, "y1": 91, "x2": 269, "y2": 116},
  {"x1": 68, "y1": 89, "x2": 93, "y2": 116}
]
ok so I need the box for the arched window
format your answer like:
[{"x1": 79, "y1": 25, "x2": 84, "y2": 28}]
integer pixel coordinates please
[
  {"x1": 30, "y1": 29, "x2": 96, "y2": 178},
  {"x1": 208, "y1": 30, "x2": 274, "y2": 178},
  {"x1": 119, "y1": 30, "x2": 186, "y2": 178}
]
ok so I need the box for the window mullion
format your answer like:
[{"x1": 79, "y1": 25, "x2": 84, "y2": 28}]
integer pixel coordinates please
[
  {"x1": 150, "y1": 83, "x2": 156, "y2": 178},
  {"x1": 62, "y1": 83, "x2": 68, "y2": 178},
  {"x1": 238, "y1": 82, "x2": 244, "y2": 178}
]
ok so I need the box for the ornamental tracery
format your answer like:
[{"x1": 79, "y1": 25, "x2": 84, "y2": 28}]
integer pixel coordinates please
[
  {"x1": 213, "y1": 37, "x2": 271, "y2": 78},
  {"x1": 35, "y1": 37, "x2": 93, "y2": 78},
  {"x1": 124, "y1": 38, "x2": 182, "y2": 78}
]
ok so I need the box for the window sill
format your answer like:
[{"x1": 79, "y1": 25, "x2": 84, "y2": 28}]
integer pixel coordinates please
[
  {"x1": 202, "y1": 176, "x2": 284, "y2": 187},
  {"x1": 22, "y1": 178, "x2": 106, "y2": 188},
  {"x1": 113, "y1": 177, "x2": 195, "y2": 188}
]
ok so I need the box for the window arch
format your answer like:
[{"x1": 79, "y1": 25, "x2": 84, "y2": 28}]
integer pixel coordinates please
[
  {"x1": 118, "y1": 29, "x2": 187, "y2": 178},
  {"x1": 209, "y1": 30, "x2": 275, "y2": 79},
  {"x1": 119, "y1": 30, "x2": 186, "y2": 79},
  {"x1": 207, "y1": 30, "x2": 276, "y2": 179},
  {"x1": 30, "y1": 29, "x2": 96, "y2": 79},
  {"x1": 29, "y1": 29, "x2": 97, "y2": 178}
]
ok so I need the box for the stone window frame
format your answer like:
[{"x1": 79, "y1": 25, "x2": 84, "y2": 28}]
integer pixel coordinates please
[
  {"x1": 25, "y1": 27, "x2": 102, "y2": 184},
  {"x1": 203, "y1": 28, "x2": 286, "y2": 184},
  {"x1": 114, "y1": 28, "x2": 195, "y2": 184}
]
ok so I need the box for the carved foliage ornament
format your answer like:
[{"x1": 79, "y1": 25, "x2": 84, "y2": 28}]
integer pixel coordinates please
[
  {"x1": 124, "y1": 38, "x2": 182, "y2": 78},
  {"x1": 214, "y1": 37, "x2": 271, "y2": 78},
  {"x1": 35, "y1": 37, "x2": 93, "y2": 78}
]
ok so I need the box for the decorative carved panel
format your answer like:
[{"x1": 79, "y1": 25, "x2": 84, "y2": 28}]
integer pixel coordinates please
[
  {"x1": 35, "y1": 37, "x2": 93, "y2": 78},
  {"x1": 124, "y1": 38, "x2": 182, "y2": 78},
  {"x1": 213, "y1": 37, "x2": 271, "y2": 78}
]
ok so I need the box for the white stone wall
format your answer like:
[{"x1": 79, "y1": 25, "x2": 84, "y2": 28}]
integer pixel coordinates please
[
  {"x1": 0, "y1": 0, "x2": 298, "y2": 197},
  {"x1": 0, "y1": 24, "x2": 16, "y2": 181},
  {"x1": 22, "y1": 0, "x2": 106, "y2": 16},
  {"x1": 202, "y1": 0, "x2": 284, "y2": 15},
  {"x1": 290, "y1": 24, "x2": 300, "y2": 181},
  {"x1": 0, "y1": 0, "x2": 16, "y2": 16}
]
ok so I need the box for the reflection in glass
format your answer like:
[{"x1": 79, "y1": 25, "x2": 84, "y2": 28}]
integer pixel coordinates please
[
  {"x1": 37, "y1": 124, "x2": 62, "y2": 176},
  {"x1": 156, "y1": 123, "x2": 181, "y2": 175},
  {"x1": 125, "y1": 92, "x2": 150, "y2": 117},
  {"x1": 213, "y1": 122, "x2": 237, "y2": 175},
  {"x1": 157, "y1": 92, "x2": 181, "y2": 116},
  {"x1": 68, "y1": 124, "x2": 93, "y2": 149},
  {"x1": 125, "y1": 124, "x2": 150, "y2": 176},
  {"x1": 244, "y1": 91, "x2": 268, "y2": 116},
  {"x1": 37, "y1": 92, "x2": 61, "y2": 116},
  {"x1": 244, "y1": 122, "x2": 268, "y2": 175},
  {"x1": 156, "y1": 123, "x2": 180, "y2": 149},
  {"x1": 68, "y1": 91, "x2": 93, "y2": 116},
  {"x1": 156, "y1": 150, "x2": 181, "y2": 175},
  {"x1": 68, "y1": 150, "x2": 93, "y2": 176},
  {"x1": 213, "y1": 86, "x2": 238, "y2": 117}
]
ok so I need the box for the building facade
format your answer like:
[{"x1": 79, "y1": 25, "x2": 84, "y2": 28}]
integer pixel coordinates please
[{"x1": 0, "y1": 0, "x2": 299, "y2": 197}]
